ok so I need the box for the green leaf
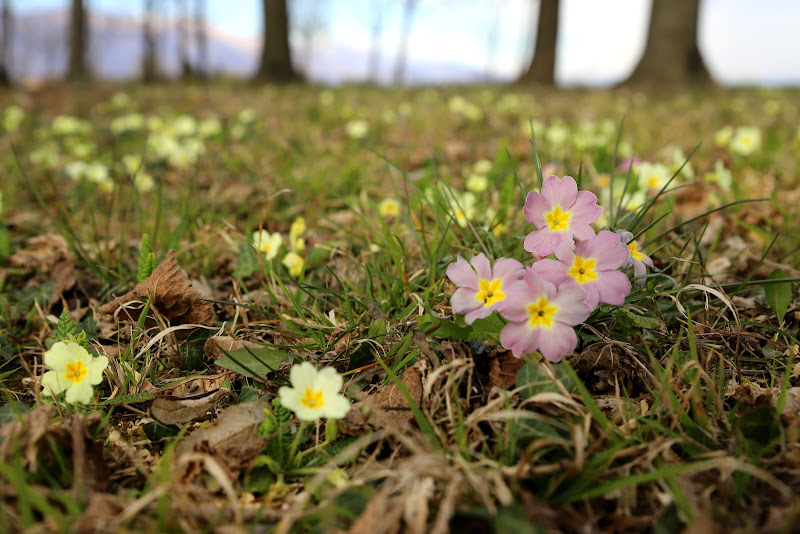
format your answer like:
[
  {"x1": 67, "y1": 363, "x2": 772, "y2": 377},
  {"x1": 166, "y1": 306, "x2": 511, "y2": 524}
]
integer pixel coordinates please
[
  {"x1": 0, "y1": 401, "x2": 30, "y2": 424},
  {"x1": 214, "y1": 346, "x2": 287, "y2": 377},
  {"x1": 469, "y1": 313, "x2": 505, "y2": 342},
  {"x1": 137, "y1": 234, "x2": 155, "y2": 282},
  {"x1": 492, "y1": 505, "x2": 539, "y2": 534},
  {"x1": 56, "y1": 308, "x2": 78, "y2": 342},
  {"x1": 236, "y1": 242, "x2": 260, "y2": 279},
  {"x1": 764, "y1": 269, "x2": 792, "y2": 324},
  {"x1": 617, "y1": 307, "x2": 661, "y2": 330},
  {"x1": 515, "y1": 362, "x2": 576, "y2": 398},
  {"x1": 101, "y1": 392, "x2": 156, "y2": 405},
  {"x1": 142, "y1": 419, "x2": 180, "y2": 441}
]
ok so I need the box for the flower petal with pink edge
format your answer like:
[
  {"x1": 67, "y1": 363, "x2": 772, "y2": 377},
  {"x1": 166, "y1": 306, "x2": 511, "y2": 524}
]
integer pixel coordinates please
[
  {"x1": 584, "y1": 230, "x2": 628, "y2": 270},
  {"x1": 471, "y1": 253, "x2": 493, "y2": 280},
  {"x1": 491, "y1": 258, "x2": 525, "y2": 281},
  {"x1": 530, "y1": 258, "x2": 569, "y2": 287},
  {"x1": 524, "y1": 228, "x2": 565, "y2": 258},
  {"x1": 593, "y1": 270, "x2": 631, "y2": 306},
  {"x1": 500, "y1": 321, "x2": 540, "y2": 358},
  {"x1": 551, "y1": 284, "x2": 593, "y2": 323},
  {"x1": 522, "y1": 191, "x2": 550, "y2": 227},
  {"x1": 496, "y1": 281, "x2": 532, "y2": 322},
  {"x1": 464, "y1": 305, "x2": 494, "y2": 325},
  {"x1": 450, "y1": 287, "x2": 482, "y2": 316},
  {"x1": 446, "y1": 256, "x2": 479, "y2": 289},
  {"x1": 540, "y1": 175, "x2": 578, "y2": 209},
  {"x1": 537, "y1": 322, "x2": 578, "y2": 362}
]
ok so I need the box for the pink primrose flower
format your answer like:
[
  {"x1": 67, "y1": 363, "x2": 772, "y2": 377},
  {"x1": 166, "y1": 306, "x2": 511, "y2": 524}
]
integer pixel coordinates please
[
  {"x1": 523, "y1": 175, "x2": 603, "y2": 258},
  {"x1": 617, "y1": 230, "x2": 655, "y2": 287},
  {"x1": 531, "y1": 230, "x2": 631, "y2": 309},
  {"x1": 446, "y1": 253, "x2": 525, "y2": 324},
  {"x1": 498, "y1": 268, "x2": 593, "y2": 362}
]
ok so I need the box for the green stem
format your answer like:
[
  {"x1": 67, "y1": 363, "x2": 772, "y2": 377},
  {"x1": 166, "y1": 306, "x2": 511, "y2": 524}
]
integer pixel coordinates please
[{"x1": 287, "y1": 420, "x2": 309, "y2": 463}]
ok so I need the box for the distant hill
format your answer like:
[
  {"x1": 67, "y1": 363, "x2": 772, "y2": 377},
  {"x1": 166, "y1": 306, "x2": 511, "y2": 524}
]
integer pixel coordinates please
[{"x1": 5, "y1": 9, "x2": 489, "y2": 86}]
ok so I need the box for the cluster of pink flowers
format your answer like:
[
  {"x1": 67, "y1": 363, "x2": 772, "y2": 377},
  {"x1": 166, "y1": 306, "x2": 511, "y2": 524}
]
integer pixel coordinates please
[{"x1": 446, "y1": 175, "x2": 653, "y2": 363}]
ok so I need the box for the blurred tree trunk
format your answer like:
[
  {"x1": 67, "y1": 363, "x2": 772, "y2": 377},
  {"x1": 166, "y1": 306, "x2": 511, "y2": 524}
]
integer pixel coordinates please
[
  {"x1": 516, "y1": 0, "x2": 559, "y2": 85},
  {"x1": 67, "y1": 0, "x2": 89, "y2": 82},
  {"x1": 368, "y1": 0, "x2": 384, "y2": 82},
  {"x1": 194, "y1": 0, "x2": 208, "y2": 78},
  {"x1": 0, "y1": 0, "x2": 12, "y2": 86},
  {"x1": 621, "y1": 0, "x2": 711, "y2": 86},
  {"x1": 176, "y1": 0, "x2": 193, "y2": 79},
  {"x1": 142, "y1": 0, "x2": 160, "y2": 82},
  {"x1": 254, "y1": 0, "x2": 298, "y2": 83},
  {"x1": 392, "y1": 0, "x2": 417, "y2": 85}
]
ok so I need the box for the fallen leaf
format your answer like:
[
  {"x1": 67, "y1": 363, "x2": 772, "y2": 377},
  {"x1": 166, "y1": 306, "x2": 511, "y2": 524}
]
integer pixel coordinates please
[
  {"x1": 151, "y1": 390, "x2": 226, "y2": 425},
  {"x1": 98, "y1": 249, "x2": 214, "y2": 327},
  {"x1": 175, "y1": 402, "x2": 266, "y2": 457}
]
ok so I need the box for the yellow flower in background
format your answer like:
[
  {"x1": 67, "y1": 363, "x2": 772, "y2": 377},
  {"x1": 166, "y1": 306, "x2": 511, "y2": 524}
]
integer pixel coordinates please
[
  {"x1": 121, "y1": 154, "x2": 143, "y2": 175},
  {"x1": 278, "y1": 362, "x2": 350, "y2": 420},
  {"x1": 41, "y1": 341, "x2": 109, "y2": 404},
  {"x1": 133, "y1": 172, "x2": 155, "y2": 193},
  {"x1": 378, "y1": 198, "x2": 401, "y2": 219},
  {"x1": 637, "y1": 162, "x2": 671, "y2": 191},
  {"x1": 252, "y1": 230, "x2": 283, "y2": 261},
  {"x1": 729, "y1": 126, "x2": 761, "y2": 157},
  {"x1": 2, "y1": 105, "x2": 25, "y2": 132},
  {"x1": 704, "y1": 160, "x2": 733, "y2": 191},
  {"x1": 466, "y1": 173, "x2": 488, "y2": 193},
  {"x1": 345, "y1": 119, "x2": 369, "y2": 140},
  {"x1": 289, "y1": 217, "x2": 306, "y2": 252},
  {"x1": 282, "y1": 251, "x2": 305, "y2": 277},
  {"x1": 472, "y1": 159, "x2": 492, "y2": 176},
  {"x1": 714, "y1": 125, "x2": 734, "y2": 148}
]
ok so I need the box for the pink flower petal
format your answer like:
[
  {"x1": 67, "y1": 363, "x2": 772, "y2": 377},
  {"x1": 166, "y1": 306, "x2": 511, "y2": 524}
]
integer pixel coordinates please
[
  {"x1": 523, "y1": 191, "x2": 550, "y2": 228},
  {"x1": 471, "y1": 253, "x2": 492, "y2": 280},
  {"x1": 593, "y1": 270, "x2": 631, "y2": 306},
  {"x1": 500, "y1": 321, "x2": 539, "y2": 358},
  {"x1": 531, "y1": 258, "x2": 569, "y2": 287},
  {"x1": 450, "y1": 287, "x2": 481, "y2": 316},
  {"x1": 464, "y1": 306, "x2": 493, "y2": 325},
  {"x1": 497, "y1": 280, "x2": 532, "y2": 322},
  {"x1": 524, "y1": 228, "x2": 563, "y2": 258},
  {"x1": 492, "y1": 258, "x2": 525, "y2": 281},
  {"x1": 584, "y1": 230, "x2": 628, "y2": 270},
  {"x1": 551, "y1": 284, "x2": 593, "y2": 324},
  {"x1": 541, "y1": 175, "x2": 578, "y2": 209},
  {"x1": 537, "y1": 322, "x2": 578, "y2": 362},
  {"x1": 446, "y1": 256, "x2": 478, "y2": 289}
]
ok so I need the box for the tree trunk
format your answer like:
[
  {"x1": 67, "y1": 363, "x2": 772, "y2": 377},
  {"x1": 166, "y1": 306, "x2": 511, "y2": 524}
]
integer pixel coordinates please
[
  {"x1": 67, "y1": 0, "x2": 89, "y2": 82},
  {"x1": 194, "y1": 0, "x2": 208, "y2": 78},
  {"x1": 254, "y1": 0, "x2": 298, "y2": 83},
  {"x1": 175, "y1": 0, "x2": 193, "y2": 79},
  {"x1": 0, "y1": 0, "x2": 12, "y2": 86},
  {"x1": 392, "y1": 0, "x2": 417, "y2": 85},
  {"x1": 142, "y1": 0, "x2": 159, "y2": 83},
  {"x1": 622, "y1": 0, "x2": 711, "y2": 86},
  {"x1": 517, "y1": 0, "x2": 559, "y2": 85},
  {"x1": 368, "y1": 0, "x2": 384, "y2": 82}
]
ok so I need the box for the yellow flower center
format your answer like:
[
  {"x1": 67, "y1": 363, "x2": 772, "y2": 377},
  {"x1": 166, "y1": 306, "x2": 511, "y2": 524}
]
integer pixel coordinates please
[
  {"x1": 544, "y1": 205, "x2": 571, "y2": 232},
  {"x1": 475, "y1": 278, "x2": 505, "y2": 307},
  {"x1": 647, "y1": 175, "x2": 660, "y2": 189},
  {"x1": 628, "y1": 241, "x2": 644, "y2": 261},
  {"x1": 567, "y1": 256, "x2": 598, "y2": 285},
  {"x1": 65, "y1": 360, "x2": 88, "y2": 383},
  {"x1": 527, "y1": 296, "x2": 559, "y2": 329},
  {"x1": 301, "y1": 387, "x2": 324, "y2": 409},
  {"x1": 260, "y1": 243, "x2": 274, "y2": 254}
]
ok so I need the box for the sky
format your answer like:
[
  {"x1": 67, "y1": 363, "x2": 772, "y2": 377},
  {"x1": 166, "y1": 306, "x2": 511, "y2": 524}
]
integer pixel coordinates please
[{"x1": 14, "y1": 0, "x2": 800, "y2": 86}]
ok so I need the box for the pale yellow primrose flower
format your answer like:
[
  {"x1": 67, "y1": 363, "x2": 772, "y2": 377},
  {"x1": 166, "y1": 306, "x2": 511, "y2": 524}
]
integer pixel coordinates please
[
  {"x1": 278, "y1": 362, "x2": 350, "y2": 421},
  {"x1": 282, "y1": 251, "x2": 305, "y2": 277},
  {"x1": 714, "y1": 125, "x2": 734, "y2": 148},
  {"x1": 465, "y1": 173, "x2": 488, "y2": 193},
  {"x1": 637, "y1": 161, "x2": 671, "y2": 191},
  {"x1": 289, "y1": 217, "x2": 306, "y2": 252},
  {"x1": 729, "y1": 126, "x2": 761, "y2": 157},
  {"x1": 253, "y1": 230, "x2": 282, "y2": 261},
  {"x1": 378, "y1": 198, "x2": 401, "y2": 219},
  {"x1": 41, "y1": 341, "x2": 109, "y2": 404},
  {"x1": 345, "y1": 119, "x2": 369, "y2": 140},
  {"x1": 473, "y1": 159, "x2": 492, "y2": 175}
]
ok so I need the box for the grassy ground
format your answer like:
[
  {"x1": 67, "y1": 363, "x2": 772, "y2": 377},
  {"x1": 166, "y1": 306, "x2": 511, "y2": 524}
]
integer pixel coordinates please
[{"x1": 0, "y1": 81, "x2": 799, "y2": 533}]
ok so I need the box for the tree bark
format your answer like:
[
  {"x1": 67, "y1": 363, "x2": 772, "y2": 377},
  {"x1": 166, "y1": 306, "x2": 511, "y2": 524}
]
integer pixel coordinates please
[
  {"x1": 67, "y1": 0, "x2": 89, "y2": 82},
  {"x1": 622, "y1": 0, "x2": 711, "y2": 86},
  {"x1": 517, "y1": 0, "x2": 559, "y2": 85},
  {"x1": 194, "y1": 0, "x2": 208, "y2": 78},
  {"x1": 142, "y1": 0, "x2": 160, "y2": 82},
  {"x1": 0, "y1": 0, "x2": 12, "y2": 86},
  {"x1": 392, "y1": 0, "x2": 417, "y2": 85},
  {"x1": 254, "y1": 0, "x2": 298, "y2": 83}
]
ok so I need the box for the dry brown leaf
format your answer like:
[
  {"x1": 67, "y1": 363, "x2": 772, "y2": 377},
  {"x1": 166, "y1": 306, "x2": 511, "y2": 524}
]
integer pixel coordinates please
[
  {"x1": 175, "y1": 402, "x2": 266, "y2": 457},
  {"x1": 98, "y1": 249, "x2": 214, "y2": 327},
  {"x1": 488, "y1": 350, "x2": 522, "y2": 390},
  {"x1": 0, "y1": 407, "x2": 109, "y2": 493},
  {"x1": 730, "y1": 383, "x2": 800, "y2": 417},
  {"x1": 342, "y1": 362, "x2": 424, "y2": 434},
  {"x1": 151, "y1": 390, "x2": 226, "y2": 425},
  {"x1": 48, "y1": 252, "x2": 77, "y2": 308}
]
